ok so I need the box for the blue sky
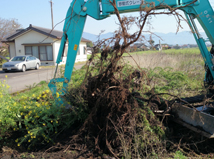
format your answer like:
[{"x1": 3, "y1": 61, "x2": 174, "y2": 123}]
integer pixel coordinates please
[{"x1": 0, "y1": 0, "x2": 214, "y2": 35}]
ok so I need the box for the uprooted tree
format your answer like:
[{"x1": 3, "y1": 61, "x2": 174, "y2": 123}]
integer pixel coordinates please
[{"x1": 58, "y1": 1, "x2": 198, "y2": 158}]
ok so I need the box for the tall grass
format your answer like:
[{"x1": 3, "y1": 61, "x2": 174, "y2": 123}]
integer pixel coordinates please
[{"x1": 123, "y1": 49, "x2": 205, "y2": 97}]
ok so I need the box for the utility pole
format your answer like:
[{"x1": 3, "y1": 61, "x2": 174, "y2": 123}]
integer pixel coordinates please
[{"x1": 50, "y1": 0, "x2": 54, "y2": 29}]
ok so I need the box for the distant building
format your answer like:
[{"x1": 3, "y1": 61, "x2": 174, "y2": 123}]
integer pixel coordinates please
[
  {"x1": 180, "y1": 44, "x2": 189, "y2": 49},
  {"x1": 180, "y1": 44, "x2": 198, "y2": 49},
  {"x1": 162, "y1": 44, "x2": 169, "y2": 49},
  {"x1": 132, "y1": 43, "x2": 150, "y2": 51},
  {"x1": 154, "y1": 44, "x2": 161, "y2": 50}
]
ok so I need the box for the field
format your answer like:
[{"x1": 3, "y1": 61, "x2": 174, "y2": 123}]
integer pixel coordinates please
[
  {"x1": 1, "y1": 48, "x2": 214, "y2": 159},
  {"x1": 123, "y1": 48, "x2": 205, "y2": 97},
  {"x1": 124, "y1": 48, "x2": 202, "y2": 70}
]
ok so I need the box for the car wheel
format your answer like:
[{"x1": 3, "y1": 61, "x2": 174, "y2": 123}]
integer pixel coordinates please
[
  {"x1": 3, "y1": 70, "x2": 9, "y2": 73},
  {"x1": 35, "y1": 63, "x2": 39, "y2": 70},
  {"x1": 22, "y1": 65, "x2": 26, "y2": 72}
]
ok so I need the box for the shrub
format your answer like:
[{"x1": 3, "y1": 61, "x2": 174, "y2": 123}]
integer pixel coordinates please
[
  {"x1": 147, "y1": 67, "x2": 203, "y2": 97},
  {"x1": 0, "y1": 76, "x2": 83, "y2": 149}
]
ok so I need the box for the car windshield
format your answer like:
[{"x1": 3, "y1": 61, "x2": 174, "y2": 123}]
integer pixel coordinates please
[{"x1": 11, "y1": 56, "x2": 26, "y2": 61}]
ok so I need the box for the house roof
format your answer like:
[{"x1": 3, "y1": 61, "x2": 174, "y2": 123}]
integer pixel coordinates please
[{"x1": 3, "y1": 24, "x2": 91, "y2": 43}]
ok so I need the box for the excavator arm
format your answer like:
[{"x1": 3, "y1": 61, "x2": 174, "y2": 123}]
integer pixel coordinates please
[
  {"x1": 49, "y1": 0, "x2": 214, "y2": 105},
  {"x1": 48, "y1": 0, "x2": 108, "y2": 105}
]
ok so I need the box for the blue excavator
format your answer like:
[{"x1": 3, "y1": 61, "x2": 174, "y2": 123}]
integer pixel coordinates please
[{"x1": 48, "y1": 0, "x2": 214, "y2": 137}]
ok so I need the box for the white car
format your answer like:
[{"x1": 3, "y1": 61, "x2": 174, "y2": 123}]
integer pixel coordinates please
[{"x1": 2, "y1": 55, "x2": 41, "y2": 72}]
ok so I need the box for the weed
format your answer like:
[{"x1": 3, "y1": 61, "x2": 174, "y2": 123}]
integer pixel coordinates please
[
  {"x1": 38, "y1": 80, "x2": 48, "y2": 85},
  {"x1": 25, "y1": 83, "x2": 37, "y2": 90},
  {"x1": 20, "y1": 153, "x2": 27, "y2": 158},
  {"x1": 29, "y1": 154, "x2": 35, "y2": 158},
  {"x1": 146, "y1": 67, "x2": 203, "y2": 98},
  {"x1": 174, "y1": 150, "x2": 187, "y2": 159}
]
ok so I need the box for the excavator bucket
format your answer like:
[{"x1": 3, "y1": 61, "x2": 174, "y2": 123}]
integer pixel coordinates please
[{"x1": 171, "y1": 96, "x2": 214, "y2": 138}]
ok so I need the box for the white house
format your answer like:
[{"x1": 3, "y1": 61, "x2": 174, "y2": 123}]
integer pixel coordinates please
[{"x1": 3, "y1": 24, "x2": 91, "y2": 66}]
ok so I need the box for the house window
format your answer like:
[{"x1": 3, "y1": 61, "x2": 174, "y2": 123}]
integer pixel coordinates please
[{"x1": 25, "y1": 45, "x2": 53, "y2": 61}]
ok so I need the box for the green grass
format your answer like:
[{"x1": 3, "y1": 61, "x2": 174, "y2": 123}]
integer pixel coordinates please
[
  {"x1": 89, "y1": 48, "x2": 203, "y2": 58},
  {"x1": 146, "y1": 67, "x2": 203, "y2": 98},
  {"x1": 174, "y1": 151, "x2": 187, "y2": 159},
  {"x1": 124, "y1": 47, "x2": 202, "y2": 56}
]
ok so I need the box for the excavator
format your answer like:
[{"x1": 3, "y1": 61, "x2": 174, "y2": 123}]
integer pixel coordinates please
[{"x1": 48, "y1": 0, "x2": 214, "y2": 137}]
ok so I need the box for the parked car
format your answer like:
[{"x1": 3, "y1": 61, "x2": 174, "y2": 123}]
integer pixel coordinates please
[{"x1": 2, "y1": 55, "x2": 41, "y2": 72}]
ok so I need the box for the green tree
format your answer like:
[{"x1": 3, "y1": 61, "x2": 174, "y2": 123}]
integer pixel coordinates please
[
  {"x1": 174, "y1": 44, "x2": 180, "y2": 49},
  {"x1": 0, "y1": 18, "x2": 22, "y2": 62},
  {"x1": 86, "y1": 41, "x2": 93, "y2": 47}
]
